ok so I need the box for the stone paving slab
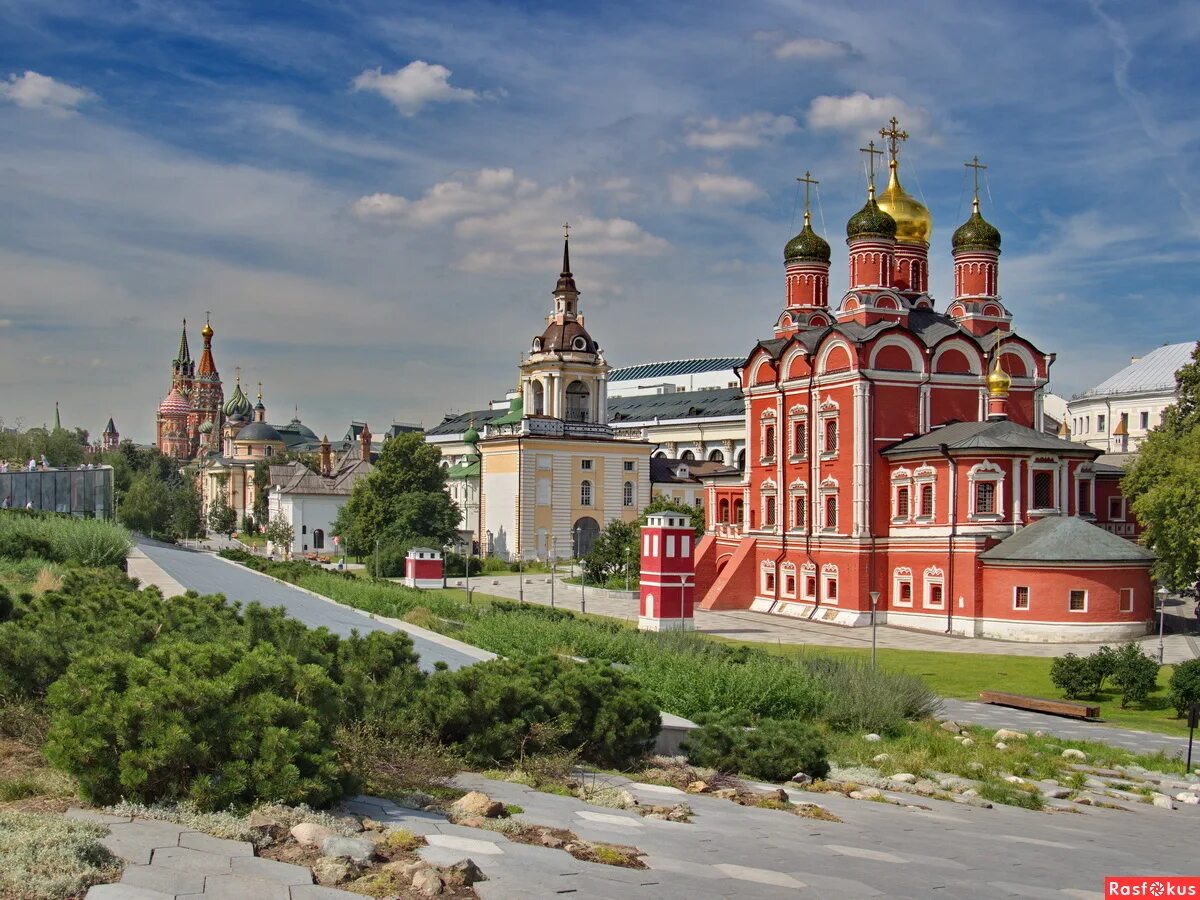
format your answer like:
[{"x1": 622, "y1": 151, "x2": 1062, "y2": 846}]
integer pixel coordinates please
[
  {"x1": 86, "y1": 885, "x2": 177, "y2": 900},
  {"x1": 119, "y1": 864, "x2": 208, "y2": 896},
  {"x1": 229, "y1": 856, "x2": 314, "y2": 885},
  {"x1": 150, "y1": 847, "x2": 234, "y2": 875},
  {"x1": 200, "y1": 874, "x2": 290, "y2": 900},
  {"x1": 178, "y1": 832, "x2": 255, "y2": 857}
]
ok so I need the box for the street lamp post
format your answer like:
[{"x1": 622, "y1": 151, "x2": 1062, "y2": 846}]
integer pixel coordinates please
[
  {"x1": 519, "y1": 549, "x2": 524, "y2": 604},
  {"x1": 869, "y1": 591, "x2": 881, "y2": 670},
  {"x1": 678, "y1": 574, "x2": 693, "y2": 632},
  {"x1": 550, "y1": 536, "x2": 557, "y2": 609},
  {"x1": 461, "y1": 539, "x2": 470, "y2": 597},
  {"x1": 1158, "y1": 586, "x2": 1168, "y2": 664},
  {"x1": 575, "y1": 526, "x2": 586, "y2": 615}
]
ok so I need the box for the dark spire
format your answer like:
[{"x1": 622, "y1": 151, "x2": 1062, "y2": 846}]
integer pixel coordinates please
[
  {"x1": 176, "y1": 318, "x2": 191, "y2": 364},
  {"x1": 555, "y1": 226, "x2": 577, "y2": 295}
]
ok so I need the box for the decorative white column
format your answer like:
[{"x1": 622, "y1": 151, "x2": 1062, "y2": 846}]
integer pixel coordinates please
[{"x1": 853, "y1": 381, "x2": 870, "y2": 536}]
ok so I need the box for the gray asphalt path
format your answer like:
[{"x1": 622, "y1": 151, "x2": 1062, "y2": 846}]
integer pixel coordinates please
[
  {"x1": 941, "y1": 698, "x2": 1191, "y2": 758},
  {"x1": 136, "y1": 539, "x2": 480, "y2": 673}
]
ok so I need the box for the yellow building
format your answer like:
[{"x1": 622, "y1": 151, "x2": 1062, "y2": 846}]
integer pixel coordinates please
[{"x1": 472, "y1": 237, "x2": 650, "y2": 560}]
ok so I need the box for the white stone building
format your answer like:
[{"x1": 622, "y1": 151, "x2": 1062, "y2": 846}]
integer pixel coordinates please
[{"x1": 1068, "y1": 342, "x2": 1197, "y2": 452}]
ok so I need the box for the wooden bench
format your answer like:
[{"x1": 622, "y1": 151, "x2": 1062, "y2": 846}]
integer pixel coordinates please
[{"x1": 979, "y1": 690, "x2": 1100, "y2": 720}]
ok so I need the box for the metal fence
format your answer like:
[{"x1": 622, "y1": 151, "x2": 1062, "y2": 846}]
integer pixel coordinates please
[{"x1": 0, "y1": 466, "x2": 115, "y2": 519}]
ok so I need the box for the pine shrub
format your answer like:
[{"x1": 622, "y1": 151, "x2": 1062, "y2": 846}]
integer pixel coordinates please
[{"x1": 681, "y1": 715, "x2": 830, "y2": 782}]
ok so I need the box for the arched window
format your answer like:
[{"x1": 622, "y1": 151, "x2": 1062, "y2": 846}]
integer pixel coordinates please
[
  {"x1": 708, "y1": 449, "x2": 725, "y2": 463},
  {"x1": 718, "y1": 498, "x2": 730, "y2": 523},
  {"x1": 736, "y1": 449, "x2": 746, "y2": 471},
  {"x1": 681, "y1": 449, "x2": 695, "y2": 461},
  {"x1": 532, "y1": 381, "x2": 545, "y2": 415},
  {"x1": 623, "y1": 481, "x2": 634, "y2": 507},
  {"x1": 580, "y1": 479, "x2": 593, "y2": 506},
  {"x1": 565, "y1": 380, "x2": 590, "y2": 423},
  {"x1": 733, "y1": 498, "x2": 744, "y2": 523},
  {"x1": 312, "y1": 528, "x2": 324, "y2": 549}
]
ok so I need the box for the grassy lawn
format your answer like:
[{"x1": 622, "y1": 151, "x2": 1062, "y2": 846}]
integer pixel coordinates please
[
  {"x1": 746, "y1": 642, "x2": 1190, "y2": 737},
  {"x1": 235, "y1": 533, "x2": 266, "y2": 549}
]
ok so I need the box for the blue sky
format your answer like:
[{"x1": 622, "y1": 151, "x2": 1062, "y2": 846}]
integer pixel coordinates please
[{"x1": 1, "y1": 0, "x2": 1198, "y2": 442}]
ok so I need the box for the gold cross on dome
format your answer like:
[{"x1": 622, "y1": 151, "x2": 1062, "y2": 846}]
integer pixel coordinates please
[
  {"x1": 859, "y1": 140, "x2": 883, "y2": 192},
  {"x1": 562, "y1": 221, "x2": 571, "y2": 240},
  {"x1": 965, "y1": 155, "x2": 987, "y2": 206},
  {"x1": 796, "y1": 171, "x2": 819, "y2": 217},
  {"x1": 880, "y1": 116, "x2": 909, "y2": 160}
]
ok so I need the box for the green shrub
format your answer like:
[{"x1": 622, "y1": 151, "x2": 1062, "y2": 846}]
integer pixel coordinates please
[
  {"x1": 0, "y1": 810, "x2": 120, "y2": 899},
  {"x1": 1169, "y1": 658, "x2": 1200, "y2": 717},
  {"x1": 417, "y1": 655, "x2": 660, "y2": 769},
  {"x1": 44, "y1": 640, "x2": 348, "y2": 809},
  {"x1": 1110, "y1": 642, "x2": 1159, "y2": 708},
  {"x1": 681, "y1": 716, "x2": 829, "y2": 782},
  {"x1": 0, "y1": 512, "x2": 130, "y2": 568},
  {"x1": 1050, "y1": 652, "x2": 1101, "y2": 699},
  {"x1": 797, "y1": 654, "x2": 939, "y2": 734}
]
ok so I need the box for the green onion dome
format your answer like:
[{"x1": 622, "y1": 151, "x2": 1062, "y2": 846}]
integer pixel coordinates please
[
  {"x1": 952, "y1": 204, "x2": 1002, "y2": 253},
  {"x1": 846, "y1": 198, "x2": 897, "y2": 241},
  {"x1": 222, "y1": 381, "x2": 252, "y2": 420},
  {"x1": 463, "y1": 423, "x2": 480, "y2": 446},
  {"x1": 784, "y1": 217, "x2": 831, "y2": 264},
  {"x1": 198, "y1": 420, "x2": 213, "y2": 434}
]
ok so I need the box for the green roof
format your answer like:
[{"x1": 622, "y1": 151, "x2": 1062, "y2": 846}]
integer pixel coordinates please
[
  {"x1": 979, "y1": 516, "x2": 1155, "y2": 564},
  {"x1": 447, "y1": 457, "x2": 480, "y2": 479},
  {"x1": 490, "y1": 395, "x2": 524, "y2": 426}
]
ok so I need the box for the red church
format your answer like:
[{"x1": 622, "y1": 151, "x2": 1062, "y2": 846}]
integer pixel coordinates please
[{"x1": 697, "y1": 122, "x2": 1155, "y2": 642}]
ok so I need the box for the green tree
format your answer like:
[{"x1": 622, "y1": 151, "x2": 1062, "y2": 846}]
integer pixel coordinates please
[
  {"x1": 1124, "y1": 344, "x2": 1200, "y2": 588},
  {"x1": 265, "y1": 516, "x2": 295, "y2": 556},
  {"x1": 207, "y1": 492, "x2": 237, "y2": 537},
  {"x1": 171, "y1": 478, "x2": 204, "y2": 539},
  {"x1": 641, "y1": 495, "x2": 705, "y2": 539},
  {"x1": 334, "y1": 432, "x2": 458, "y2": 556},
  {"x1": 581, "y1": 495, "x2": 706, "y2": 584},
  {"x1": 117, "y1": 474, "x2": 175, "y2": 537}
]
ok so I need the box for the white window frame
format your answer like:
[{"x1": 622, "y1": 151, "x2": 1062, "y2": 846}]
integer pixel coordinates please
[
  {"x1": 1108, "y1": 495, "x2": 1126, "y2": 521},
  {"x1": 623, "y1": 460, "x2": 636, "y2": 472},
  {"x1": 923, "y1": 566, "x2": 945, "y2": 609},
  {"x1": 1120, "y1": 587, "x2": 1134, "y2": 612},
  {"x1": 1013, "y1": 585, "x2": 1030, "y2": 611},
  {"x1": 623, "y1": 481, "x2": 635, "y2": 507},
  {"x1": 801, "y1": 563, "x2": 817, "y2": 601},
  {"x1": 1029, "y1": 458, "x2": 1059, "y2": 513},
  {"x1": 580, "y1": 479, "x2": 593, "y2": 507},
  {"x1": 822, "y1": 563, "x2": 839, "y2": 606},
  {"x1": 789, "y1": 405, "x2": 809, "y2": 460},
  {"x1": 914, "y1": 465, "x2": 937, "y2": 522},
  {"x1": 968, "y1": 461, "x2": 1004, "y2": 520},
  {"x1": 1075, "y1": 467, "x2": 1095, "y2": 517},
  {"x1": 760, "y1": 478, "x2": 778, "y2": 532},
  {"x1": 781, "y1": 562, "x2": 797, "y2": 599},
  {"x1": 760, "y1": 410, "x2": 777, "y2": 463},
  {"x1": 893, "y1": 567, "x2": 913, "y2": 608},
  {"x1": 1068, "y1": 589, "x2": 1088, "y2": 613},
  {"x1": 581, "y1": 459, "x2": 593, "y2": 471},
  {"x1": 761, "y1": 560, "x2": 776, "y2": 595},
  {"x1": 789, "y1": 484, "x2": 808, "y2": 534}
]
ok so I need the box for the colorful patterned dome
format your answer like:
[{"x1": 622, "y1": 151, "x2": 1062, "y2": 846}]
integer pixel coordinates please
[
  {"x1": 846, "y1": 198, "x2": 897, "y2": 241},
  {"x1": 784, "y1": 217, "x2": 831, "y2": 264},
  {"x1": 198, "y1": 420, "x2": 214, "y2": 434},
  {"x1": 952, "y1": 203, "x2": 1002, "y2": 253},
  {"x1": 223, "y1": 381, "x2": 252, "y2": 420},
  {"x1": 158, "y1": 389, "x2": 190, "y2": 417}
]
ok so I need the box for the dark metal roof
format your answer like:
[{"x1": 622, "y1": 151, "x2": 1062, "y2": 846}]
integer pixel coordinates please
[
  {"x1": 608, "y1": 387, "x2": 744, "y2": 423},
  {"x1": 235, "y1": 421, "x2": 284, "y2": 443},
  {"x1": 610, "y1": 357, "x2": 743, "y2": 383},
  {"x1": 427, "y1": 407, "x2": 506, "y2": 437},
  {"x1": 882, "y1": 419, "x2": 1099, "y2": 457},
  {"x1": 979, "y1": 515, "x2": 1155, "y2": 564}
]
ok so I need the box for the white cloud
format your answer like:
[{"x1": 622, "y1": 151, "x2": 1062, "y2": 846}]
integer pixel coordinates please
[
  {"x1": 683, "y1": 112, "x2": 797, "y2": 150},
  {"x1": 668, "y1": 172, "x2": 762, "y2": 205},
  {"x1": 0, "y1": 71, "x2": 93, "y2": 114},
  {"x1": 352, "y1": 61, "x2": 478, "y2": 116},
  {"x1": 351, "y1": 168, "x2": 532, "y2": 224},
  {"x1": 353, "y1": 169, "x2": 666, "y2": 275},
  {"x1": 772, "y1": 37, "x2": 855, "y2": 60},
  {"x1": 807, "y1": 92, "x2": 930, "y2": 135}
]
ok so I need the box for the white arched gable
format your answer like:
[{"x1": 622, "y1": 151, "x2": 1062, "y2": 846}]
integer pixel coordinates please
[
  {"x1": 819, "y1": 475, "x2": 839, "y2": 490},
  {"x1": 932, "y1": 338, "x2": 984, "y2": 375},
  {"x1": 923, "y1": 565, "x2": 944, "y2": 579},
  {"x1": 816, "y1": 339, "x2": 856, "y2": 376},
  {"x1": 868, "y1": 335, "x2": 925, "y2": 372},
  {"x1": 761, "y1": 478, "x2": 778, "y2": 491},
  {"x1": 891, "y1": 466, "x2": 913, "y2": 482},
  {"x1": 749, "y1": 356, "x2": 776, "y2": 385},
  {"x1": 997, "y1": 341, "x2": 1038, "y2": 380},
  {"x1": 968, "y1": 460, "x2": 1003, "y2": 477}
]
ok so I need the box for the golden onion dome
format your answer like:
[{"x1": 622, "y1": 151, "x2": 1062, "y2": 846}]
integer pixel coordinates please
[
  {"x1": 986, "y1": 353, "x2": 1012, "y2": 397},
  {"x1": 876, "y1": 160, "x2": 932, "y2": 245}
]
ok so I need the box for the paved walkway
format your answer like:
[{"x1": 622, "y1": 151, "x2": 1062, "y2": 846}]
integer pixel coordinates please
[
  {"x1": 134, "y1": 540, "x2": 491, "y2": 673},
  {"x1": 71, "y1": 809, "x2": 354, "y2": 899},
  {"x1": 464, "y1": 573, "x2": 1199, "y2": 662},
  {"x1": 941, "y1": 699, "x2": 1191, "y2": 758}
]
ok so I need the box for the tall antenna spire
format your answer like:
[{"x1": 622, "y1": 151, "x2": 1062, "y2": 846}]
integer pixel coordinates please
[
  {"x1": 965, "y1": 155, "x2": 988, "y2": 215},
  {"x1": 176, "y1": 318, "x2": 191, "y2": 363},
  {"x1": 561, "y1": 222, "x2": 572, "y2": 274},
  {"x1": 796, "y1": 171, "x2": 819, "y2": 227},
  {"x1": 859, "y1": 140, "x2": 884, "y2": 199}
]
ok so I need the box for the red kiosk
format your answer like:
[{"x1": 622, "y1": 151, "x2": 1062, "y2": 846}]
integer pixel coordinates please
[
  {"x1": 638, "y1": 513, "x2": 695, "y2": 632},
  {"x1": 404, "y1": 548, "x2": 444, "y2": 590}
]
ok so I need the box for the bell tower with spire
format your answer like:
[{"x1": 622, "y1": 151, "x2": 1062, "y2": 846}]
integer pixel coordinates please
[
  {"x1": 189, "y1": 312, "x2": 225, "y2": 455},
  {"x1": 846, "y1": 141, "x2": 897, "y2": 291},
  {"x1": 514, "y1": 225, "x2": 611, "y2": 427}
]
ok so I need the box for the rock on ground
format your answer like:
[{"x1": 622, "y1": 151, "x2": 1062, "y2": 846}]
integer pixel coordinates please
[
  {"x1": 1062, "y1": 749, "x2": 1087, "y2": 761},
  {"x1": 290, "y1": 822, "x2": 335, "y2": 848},
  {"x1": 321, "y1": 834, "x2": 377, "y2": 862},
  {"x1": 451, "y1": 791, "x2": 505, "y2": 819}
]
